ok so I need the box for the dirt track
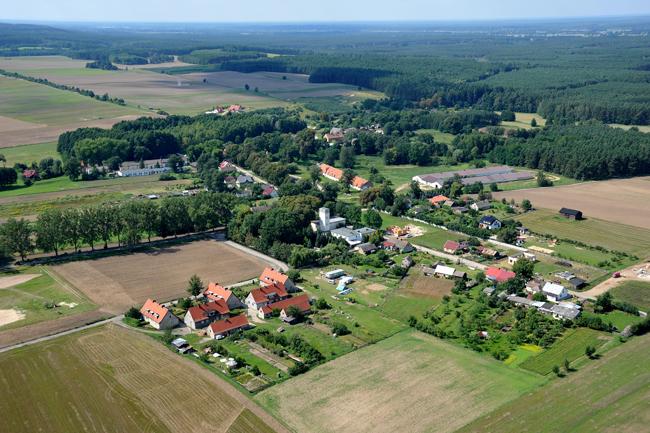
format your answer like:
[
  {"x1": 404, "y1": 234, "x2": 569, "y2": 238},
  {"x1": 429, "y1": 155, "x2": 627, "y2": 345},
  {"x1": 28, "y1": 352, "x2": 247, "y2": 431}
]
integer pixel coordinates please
[
  {"x1": 573, "y1": 261, "x2": 650, "y2": 300},
  {"x1": 494, "y1": 177, "x2": 650, "y2": 229}
]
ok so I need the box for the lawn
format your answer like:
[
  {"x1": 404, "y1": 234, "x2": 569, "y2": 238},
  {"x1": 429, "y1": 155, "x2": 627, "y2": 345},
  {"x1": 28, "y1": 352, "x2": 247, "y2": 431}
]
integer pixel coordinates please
[
  {"x1": 458, "y1": 333, "x2": 650, "y2": 433},
  {"x1": 256, "y1": 330, "x2": 545, "y2": 433},
  {"x1": 519, "y1": 328, "x2": 609, "y2": 375},
  {"x1": 0, "y1": 141, "x2": 59, "y2": 166},
  {"x1": 515, "y1": 208, "x2": 650, "y2": 257},
  {"x1": 499, "y1": 112, "x2": 547, "y2": 130},
  {"x1": 0, "y1": 324, "x2": 282, "y2": 433},
  {"x1": 0, "y1": 267, "x2": 96, "y2": 331},
  {"x1": 414, "y1": 128, "x2": 456, "y2": 144},
  {"x1": 610, "y1": 280, "x2": 650, "y2": 311}
]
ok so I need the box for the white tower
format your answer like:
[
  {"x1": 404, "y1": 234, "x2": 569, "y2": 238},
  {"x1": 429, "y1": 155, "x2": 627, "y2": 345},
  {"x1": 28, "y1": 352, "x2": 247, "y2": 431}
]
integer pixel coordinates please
[{"x1": 319, "y1": 207, "x2": 330, "y2": 231}]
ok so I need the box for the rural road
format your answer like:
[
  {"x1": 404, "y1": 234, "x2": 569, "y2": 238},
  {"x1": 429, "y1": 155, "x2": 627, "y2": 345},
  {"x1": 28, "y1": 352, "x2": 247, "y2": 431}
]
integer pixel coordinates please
[
  {"x1": 232, "y1": 163, "x2": 274, "y2": 187},
  {"x1": 223, "y1": 240, "x2": 288, "y2": 271},
  {"x1": 0, "y1": 315, "x2": 122, "y2": 354},
  {"x1": 413, "y1": 244, "x2": 487, "y2": 270},
  {"x1": 572, "y1": 261, "x2": 650, "y2": 300}
]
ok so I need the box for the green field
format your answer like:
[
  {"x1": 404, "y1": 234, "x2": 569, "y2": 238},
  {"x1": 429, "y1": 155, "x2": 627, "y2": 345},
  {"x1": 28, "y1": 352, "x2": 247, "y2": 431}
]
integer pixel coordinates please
[
  {"x1": 459, "y1": 333, "x2": 650, "y2": 433},
  {"x1": 0, "y1": 267, "x2": 96, "y2": 331},
  {"x1": 414, "y1": 128, "x2": 456, "y2": 144},
  {"x1": 500, "y1": 112, "x2": 547, "y2": 130},
  {"x1": 0, "y1": 142, "x2": 59, "y2": 166},
  {"x1": 519, "y1": 328, "x2": 609, "y2": 375},
  {"x1": 516, "y1": 209, "x2": 650, "y2": 257},
  {"x1": 611, "y1": 281, "x2": 650, "y2": 311},
  {"x1": 0, "y1": 75, "x2": 143, "y2": 125},
  {"x1": 256, "y1": 330, "x2": 545, "y2": 433}
]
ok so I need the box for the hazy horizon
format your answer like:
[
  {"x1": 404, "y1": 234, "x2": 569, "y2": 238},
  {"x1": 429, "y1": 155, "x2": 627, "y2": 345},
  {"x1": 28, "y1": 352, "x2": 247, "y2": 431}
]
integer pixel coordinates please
[{"x1": 3, "y1": 0, "x2": 650, "y2": 23}]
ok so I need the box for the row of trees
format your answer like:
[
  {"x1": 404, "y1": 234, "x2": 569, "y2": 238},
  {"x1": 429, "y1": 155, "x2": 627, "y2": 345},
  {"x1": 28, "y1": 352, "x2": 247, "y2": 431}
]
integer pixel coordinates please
[{"x1": 0, "y1": 192, "x2": 236, "y2": 261}]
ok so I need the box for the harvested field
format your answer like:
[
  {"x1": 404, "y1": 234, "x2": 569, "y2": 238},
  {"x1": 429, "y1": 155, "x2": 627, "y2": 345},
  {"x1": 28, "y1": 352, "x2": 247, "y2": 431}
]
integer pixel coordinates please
[
  {"x1": 495, "y1": 177, "x2": 650, "y2": 230},
  {"x1": 51, "y1": 239, "x2": 272, "y2": 314},
  {"x1": 458, "y1": 333, "x2": 650, "y2": 433},
  {"x1": 257, "y1": 330, "x2": 544, "y2": 433},
  {"x1": 0, "y1": 325, "x2": 285, "y2": 433},
  {"x1": 399, "y1": 272, "x2": 453, "y2": 298},
  {"x1": 0, "y1": 274, "x2": 39, "y2": 289},
  {"x1": 0, "y1": 309, "x2": 25, "y2": 327}
]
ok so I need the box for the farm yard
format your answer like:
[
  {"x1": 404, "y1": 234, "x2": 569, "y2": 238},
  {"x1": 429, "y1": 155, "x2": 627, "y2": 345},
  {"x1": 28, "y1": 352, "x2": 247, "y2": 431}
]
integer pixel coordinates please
[
  {"x1": 495, "y1": 176, "x2": 650, "y2": 231},
  {"x1": 458, "y1": 334, "x2": 650, "y2": 433},
  {"x1": 51, "y1": 239, "x2": 271, "y2": 314},
  {"x1": 0, "y1": 324, "x2": 285, "y2": 433},
  {"x1": 256, "y1": 330, "x2": 545, "y2": 433}
]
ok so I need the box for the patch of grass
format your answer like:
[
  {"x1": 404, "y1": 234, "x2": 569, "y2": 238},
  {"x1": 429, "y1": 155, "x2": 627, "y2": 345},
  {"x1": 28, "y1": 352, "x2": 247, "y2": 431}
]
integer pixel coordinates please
[
  {"x1": 414, "y1": 128, "x2": 456, "y2": 144},
  {"x1": 610, "y1": 280, "x2": 650, "y2": 311},
  {"x1": 0, "y1": 142, "x2": 59, "y2": 166},
  {"x1": 520, "y1": 328, "x2": 609, "y2": 375}
]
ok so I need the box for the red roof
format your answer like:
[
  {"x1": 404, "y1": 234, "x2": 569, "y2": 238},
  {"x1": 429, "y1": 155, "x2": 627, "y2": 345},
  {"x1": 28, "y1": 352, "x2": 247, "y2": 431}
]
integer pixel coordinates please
[
  {"x1": 208, "y1": 314, "x2": 249, "y2": 335},
  {"x1": 319, "y1": 163, "x2": 343, "y2": 181},
  {"x1": 261, "y1": 294, "x2": 311, "y2": 315},
  {"x1": 260, "y1": 267, "x2": 289, "y2": 287},
  {"x1": 262, "y1": 185, "x2": 276, "y2": 196},
  {"x1": 187, "y1": 300, "x2": 230, "y2": 321},
  {"x1": 351, "y1": 176, "x2": 370, "y2": 189},
  {"x1": 204, "y1": 282, "x2": 233, "y2": 302},
  {"x1": 382, "y1": 240, "x2": 396, "y2": 248},
  {"x1": 429, "y1": 195, "x2": 449, "y2": 205},
  {"x1": 23, "y1": 169, "x2": 38, "y2": 179},
  {"x1": 140, "y1": 299, "x2": 170, "y2": 324},
  {"x1": 249, "y1": 284, "x2": 289, "y2": 303},
  {"x1": 486, "y1": 267, "x2": 516, "y2": 283},
  {"x1": 444, "y1": 240, "x2": 461, "y2": 251}
]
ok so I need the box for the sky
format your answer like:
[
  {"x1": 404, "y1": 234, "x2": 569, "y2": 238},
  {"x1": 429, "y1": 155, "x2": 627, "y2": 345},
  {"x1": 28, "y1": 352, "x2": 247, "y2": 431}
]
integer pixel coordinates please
[{"x1": 2, "y1": 0, "x2": 650, "y2": 23}]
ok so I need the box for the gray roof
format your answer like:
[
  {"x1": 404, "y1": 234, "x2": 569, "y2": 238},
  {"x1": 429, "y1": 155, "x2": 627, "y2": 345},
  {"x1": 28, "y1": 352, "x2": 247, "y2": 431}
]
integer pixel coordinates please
[
  {"x1": 550, "y1": 304, "x2": 581, "y2": 320},
  {"x1": 331, "y1": 227, "x2": 358, "y2": 239},
  {"x1": 355, "y1": 227, "x2": 376, "y2": 236}
]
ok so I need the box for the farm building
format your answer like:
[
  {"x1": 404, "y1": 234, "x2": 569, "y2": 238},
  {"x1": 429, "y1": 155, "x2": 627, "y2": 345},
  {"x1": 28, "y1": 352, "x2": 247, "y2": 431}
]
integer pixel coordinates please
[
  {"x1": 117, "y1": 159, "x2": 171, "y2": 177},
  {"x1": 479, "y1": 215, "x2": 502, "y2": 230},
  {"x1": 486, "y1": 267, "x2": 516, "y2": 283},
  {"x1": 207, "y1": 315, "x2": 251, "y2": 339},
  {"x1": 402, "y1": 255, "x2": 414, "y2": 268},
  {"x1": 203, "y1": 283, "x2": 245, "y2": 309},
  {"x1": 559, "y1": 208, "x2": 583, "y2": 220},
  {"x1": 258, "y1": 294, "x2": 311, "y2": 321},
  {"x1": 246, "y1": 284, "x2": 289, "y2": 311},
  {"x1": 140, "y1": 299, "x2": 179, "y2": 330},
  {"x1": 184, "y1": 300, "x2": 230, "y2": 330},
  {"x1": 470, "y1": 200, "x2": 492, "y2": 211},
  {"x1": 433, "y1": 265, "x2": 465, "y2": 279},
  {"x1": 259, "y1": 267, "x2": 296, "y2": 292},
  {"x1": 413, "y1": 166, "x2": 534, "y2": 189},
  {"x1": 429, "y1": 195, "x2": 449, "y2": 207}
]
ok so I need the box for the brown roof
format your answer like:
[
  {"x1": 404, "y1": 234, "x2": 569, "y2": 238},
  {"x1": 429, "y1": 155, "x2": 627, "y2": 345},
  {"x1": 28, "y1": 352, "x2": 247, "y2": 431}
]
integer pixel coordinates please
[
  {"x1": 249, "y1": 284, "x2": 289, "y2": 303},
  {"x1": 187, "y1": 300, "x2": 230, "y2": 321},
  {"x1": 140, "y1": 299, "x2": 170, "y2": 324},
  {"x1": 429, "y1": 195, "x2": 449, "y2": 205},
  {"x1": 444, "y1": 240, "x2": 460, "y2": 251},
  {"x1": 208, "y1": 314, "x2": 249, "y2": 335},
  {"x1": 261, "y1": 294, "x2": 311, "y2": 315},
  {"x1": 351, "y1": 176, "x2": 370, "y2": 189},
  {"x1": 260, "y1": 267, "x2": 289, "y2": 287},
  {"x1": 319, "y1": 163, "x2": 343, "y2": 181}
]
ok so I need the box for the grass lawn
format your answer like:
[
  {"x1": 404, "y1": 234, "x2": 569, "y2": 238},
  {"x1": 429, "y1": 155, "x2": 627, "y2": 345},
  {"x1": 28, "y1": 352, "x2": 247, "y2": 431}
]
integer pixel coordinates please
[
  {"x1": 610, "y1": 280, "x2": 650, "y2": 311},
  {"x1": 583, "y1": 310, "x2": 643, "y2": 331},
  {"x1": 0, "y1": 267, "x2": 96, "y2": 331},
  {"x1": 519, "y1": 328, "x2": 610, "y2": 375},
  {"x1": 414, "y1": 128, "x2": 456, "y2": 144},
  {"x1": 458, "y1": 333, "x2": 650, "y2": 433},
  {"x1": 0, "y1": 142, "x2": 59, "y2": 166},
  {"x1": 515, "y1": 208, "x2": 650, "y2": 257},
  {"x1": 503, "y1": 344, "x2": 543, "y2": 368},
  {"x1": 256, "y1": 330, "x2": 545, "y2": 433},
  {"x1": 500, "y1": 112, "x2": 547, "y2": 130}
]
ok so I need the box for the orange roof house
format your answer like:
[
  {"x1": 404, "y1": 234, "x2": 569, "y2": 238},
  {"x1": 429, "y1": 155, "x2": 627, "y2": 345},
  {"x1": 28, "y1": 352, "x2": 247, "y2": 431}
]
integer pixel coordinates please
[
  {"x1": 486, "y1": 267, "x2": 516, "y2": 283},
  {"x1": 259, "y1": 267, "x2": 295, "y2": 291},
  {"x1": 429, "y1": 195, "x2": 449, "y2": 206},
  {"x1": 207, "y1": 314, "x2": 250, "y2": 339},
  {"x1": 319, "y1": 163, "x2": 343, "y2": 181},
  {"x1": 204, "y1": 282, "x2": 244, "y2": 309},
  {"x1": 140, "y1": 299, "x2": 179, "y2": 330},
  {"x1": 351, "y1": 176, "x2": 371, "y2": 191}
]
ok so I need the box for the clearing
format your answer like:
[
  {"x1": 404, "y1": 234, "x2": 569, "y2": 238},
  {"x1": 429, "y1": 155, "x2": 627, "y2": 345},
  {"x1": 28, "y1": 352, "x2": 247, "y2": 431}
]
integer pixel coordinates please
[
  {"x1": 611, "y1": 280, "x2": 650, "y2": 311},
  {"x1": 458, "y1": 333, "x2": 650, "y2": 433},
  {"x1": 256, "y1": 330, "x2": 544, "y2": 433},
  {"x1": 495, "y1": 176, "x2": 650, "y2": 231},
  {"x1": 51, "y1": 239, "x2": 272, "y2": 314},
  {"x1": 0, "y1": 324, "x2": 285, "y2": 433}
]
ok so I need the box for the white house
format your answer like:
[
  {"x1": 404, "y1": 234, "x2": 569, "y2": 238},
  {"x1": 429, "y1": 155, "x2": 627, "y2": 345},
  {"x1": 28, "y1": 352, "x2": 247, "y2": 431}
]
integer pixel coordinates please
[
  {"x1": 140, "y1": 299, "x2": 179, "y2": 330},
  {"x1": 542, "y1": 282, "x2": 571, "y2": 302},
  {"x1": 434, "y1": 265, "x2": 456, "y2": 278},
  {"x1": 479, "y1": 215, "x2": 502, "y2": 230},
  {"x1": 311, "y1": 207, "x2": 347, "y2": 232},
  {"x1": 183, "y1": 300, "x2": 230, "y2": 330}
]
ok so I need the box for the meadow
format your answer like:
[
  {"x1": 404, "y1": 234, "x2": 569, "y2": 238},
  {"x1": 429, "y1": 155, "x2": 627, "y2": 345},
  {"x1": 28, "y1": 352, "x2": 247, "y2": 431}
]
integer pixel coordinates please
[
  {"x1": 610, "y1": 280, "x2": 650, "y2": 311},
  {"x1": 0, "y1": 325, "x2": 284, "y2": 433},
  {"x1": 0, "y1": 141, "x2": 58, "y2": 166},
  {"x1": 256, "y1": 330, "x2": 545, "y2": 433},
  {"x1": 458, "y1": 333, "x2": 650, "y2": 433},
  {"x1": 499, "y1": 112, "x2": 546, "y2": 130}
]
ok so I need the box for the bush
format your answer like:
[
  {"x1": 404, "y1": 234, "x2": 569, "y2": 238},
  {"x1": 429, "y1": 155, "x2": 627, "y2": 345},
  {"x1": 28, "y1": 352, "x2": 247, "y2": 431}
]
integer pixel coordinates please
[
  {"x1": 159, "y1": 173, "x2": 177, "y2": 181},
  {"x1": 125, "y1": 306, "x2": 142, "y2": 320},
  {"x1": 288, "y1": 362, "x2": 309, "y2": 376},
  {"x1": 331, "y1": 323, "x2": 351, "y2": 336}
]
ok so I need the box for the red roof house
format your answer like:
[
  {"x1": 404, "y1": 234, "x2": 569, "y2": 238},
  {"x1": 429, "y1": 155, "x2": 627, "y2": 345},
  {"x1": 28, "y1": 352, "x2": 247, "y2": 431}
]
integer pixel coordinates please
[
  {"x1": 486, "y1": 267, "x2": 517, "y2": 283},
  {"x1": 204, "y1": 283, "x2": 244, "y2": 309},
  {"x1": 140, "y1": 299, "x2": 179, "y2": 330},
  {"x1": 443, "y1": 240, "x2": 462, "y2": 254},
  {"x1": 183, "y1": 300, "x2": 230, "y2": 330},
  {"x1": 258, "y1": 294, "x2": 311, "y2": 320},
  {"x1": 207, "y1": 314, "x2": 250, "y2": 339},
  {"x1": 429, "y1": 195, "x2": 449, "y2": 206},
  {"x1": 319, "y1": 163, "x2": 343, "y2": 181}
]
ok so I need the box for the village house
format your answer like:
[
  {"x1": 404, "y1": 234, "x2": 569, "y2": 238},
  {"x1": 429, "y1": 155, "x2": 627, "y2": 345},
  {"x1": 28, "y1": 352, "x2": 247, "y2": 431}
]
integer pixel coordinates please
[
  {"x1": 140, "y1": 299, "x2": 180, "y2": 330},
  {"x1": 262, "y1": 185, "x2": 278, "y2": 198},
  {"x1": 429, "y1": 195, "x2": 449, "y2": 207},
  {"x1": 355, "y1": 242, "x2": 378, "y2": 255},
  {"x1": 542, "y1": 282, "x2": 571, "y2": 302},
  {"x1": 224, "y1": 175, "x2": 237, "y2": 188},
  {"x1": 525, "y1": 278, "x2": 545, "y2": 294},
  {"x1": 443, "y1": 240, "x2": 467, "y2": 254},
  {"x1": 246, "y1": 284, "x2": 289, "y2": 312},
  {"x1": 470, "y1": 200, "x2": 492, "y2": 212},
  {"x1": 22, "y1": 169, "x2": 38, "y2": 180},
  {"x1": 203, "y1": 282, "x2": 244, "y2": 309},
  {"x1": 478, "y1": 215, "x2": 502, "y2": 230},
  {"x1": 350, "y1": 175, "x2": 372, "y2": 191},
  {"x1": 218, "y1": 161, "x2": 236, "y2": 172},
  {"x1": 117, "y1": 159, "x2": 171, "y2": 177},
  {"x1": 319, "y1": 163, "x2": 343, "y2": 181},
  {"x1": 183, "y1": 300, "x2": 230, "y2": 330},
  {"x1": 433, "y1": 264, "x2": 466, "y2": 279},
  {"x1": 324, "y1": 127, "x2": 345, "y2": 144},
  {"x1": 259, "y1": 267, "x2": 296, "y2": 292},
  {"x1": 508, "y1": 252, "x2": 524, "y2": 265},
  {"x1": 559, "y1": 207, "x2": 583, "y2": 220},
  {"x1": 236, "y1": 174, "x2": 254, "y2": 187},
  {"x1": 382, "y1": 239, "x2": 414, "y2": 253},
  {"x1": 257, "y1": 294, "x2": 311, "y2": 322},
  {"x1": 485, "y1": 267, "x2": 516, "y2": 283},
  {"x1": 311, "y1": 207, "x2": 347, "y2": 232},
  {"x1": 207, "y1": 314, "x2": 251, "y2": 339},
  {"x1": 452, "y1": 206, "x2": 470, "y2": 215}
]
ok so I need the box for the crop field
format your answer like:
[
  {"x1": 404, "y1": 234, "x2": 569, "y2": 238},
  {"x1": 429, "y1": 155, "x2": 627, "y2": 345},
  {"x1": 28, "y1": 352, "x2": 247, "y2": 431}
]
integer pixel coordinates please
[
  {"x1": 495, "y1": 176, "x2": 650, "y2": 231},
  {"x1": 0, "y1": 325, "x2": 284, "y2": 433},
  {"x1": 511, "y1": 208, "x2": 650, "y2": 257},
  {"x1": 0, "y1": 267, "x2": 96, "y2": 331},
  {"x1": 0, "y1": 141, "x2": 59, "y2": 166},
  {"x1": 458, "y1": 333, "x2": 650, "y2": 433},
  {"x1": 0, "y1": 75, "x2": 148, "y2": 147},
  {"x1": 257, "y1": 330, "x2": 544, "y2": 433},
  {"x1": 499, "y1": 112, "x2": 547, "y2": 129},
  {"x1": 51, "y1": 240, "x2": 271, "y2": 314},
  {"x1": 519, "y1": 328, "x2": 610, "y2": 375},
  {"x1": 611, "y1": 281, "x2": 650, "y2": 311}
]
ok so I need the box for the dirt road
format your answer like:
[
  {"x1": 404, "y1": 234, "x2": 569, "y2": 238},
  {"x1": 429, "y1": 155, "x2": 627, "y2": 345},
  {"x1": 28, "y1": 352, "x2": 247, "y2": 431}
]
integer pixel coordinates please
[{"x1": 572, "y1": 261, "x2": 650, "y2": 300}]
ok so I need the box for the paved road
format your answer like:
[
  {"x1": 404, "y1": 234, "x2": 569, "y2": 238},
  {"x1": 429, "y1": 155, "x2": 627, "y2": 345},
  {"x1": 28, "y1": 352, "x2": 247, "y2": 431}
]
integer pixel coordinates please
[{"x1": 0, "y1": 315, "x2": 122, "y2": 354}]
